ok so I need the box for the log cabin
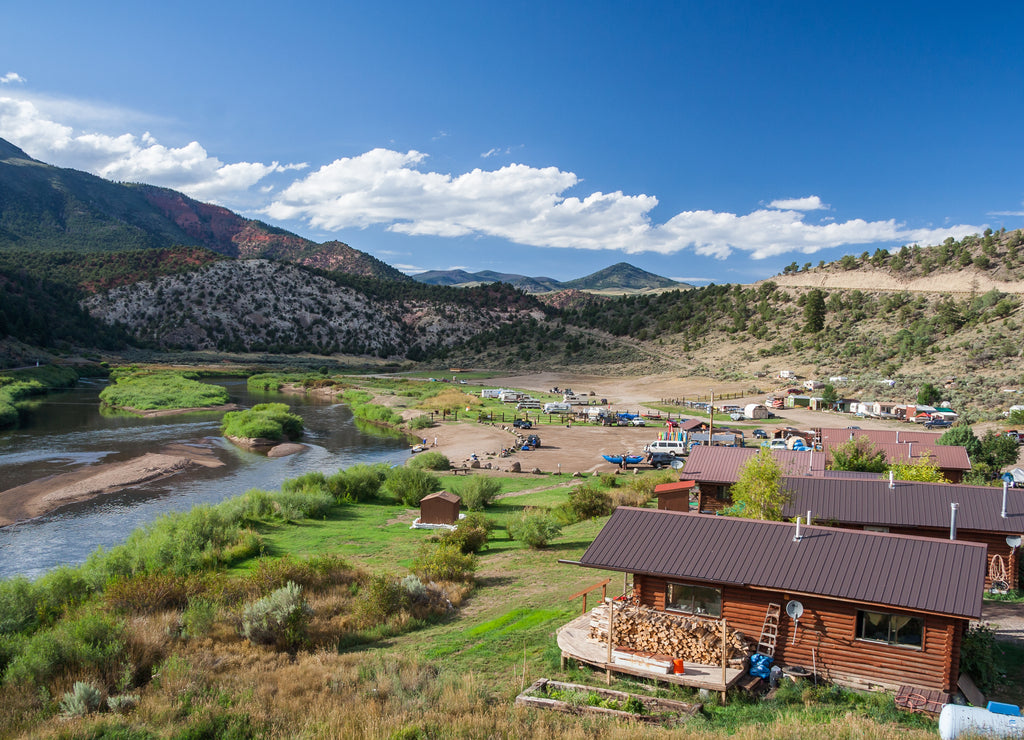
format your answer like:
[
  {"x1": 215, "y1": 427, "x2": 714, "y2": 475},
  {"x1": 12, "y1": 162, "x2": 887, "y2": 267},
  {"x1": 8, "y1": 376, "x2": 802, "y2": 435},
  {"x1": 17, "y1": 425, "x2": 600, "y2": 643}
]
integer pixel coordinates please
[
  {"x1": 576, "y1": 508, "x2": 985, "y2": 692},
  {"x1": 781, "y1": 476, "x2": 1024, "y2": 590}
]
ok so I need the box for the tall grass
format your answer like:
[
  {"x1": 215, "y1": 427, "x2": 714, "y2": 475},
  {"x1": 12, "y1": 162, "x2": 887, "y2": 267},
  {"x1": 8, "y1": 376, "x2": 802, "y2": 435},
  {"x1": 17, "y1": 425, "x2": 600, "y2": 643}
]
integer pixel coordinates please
[
  {"x1": 0, "y1": 364, "x2": 80, "y2": 428},
  {"x1": 98, "y1": 370, "x2": 229, "y2": 411},
  {"x1": 221, "y1": 402, "x2": 303, "y2": 441}
]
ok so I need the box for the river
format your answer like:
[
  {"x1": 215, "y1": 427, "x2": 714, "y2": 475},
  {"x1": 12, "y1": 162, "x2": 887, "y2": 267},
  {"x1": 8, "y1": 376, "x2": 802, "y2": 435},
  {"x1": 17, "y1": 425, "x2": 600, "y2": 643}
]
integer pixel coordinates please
[{"x1": 0, "y1": 377, "x2": 411, "y2": 580}]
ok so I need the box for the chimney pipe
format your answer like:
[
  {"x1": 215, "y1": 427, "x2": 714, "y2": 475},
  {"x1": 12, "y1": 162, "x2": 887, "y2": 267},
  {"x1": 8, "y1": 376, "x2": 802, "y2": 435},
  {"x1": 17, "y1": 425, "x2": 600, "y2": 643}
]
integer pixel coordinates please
[
  {"x1": 793, "y1": 516, "x2": 803, "y2": 542},
  {"x1": 806, "y1": 510, "x2": 812, "y2": 526},
  {"x1": 889, "y1": 471, "x2": 895, "y2": 490},
  {"x1": 950, "y1": 503, "x2": 959, "y2": 540},
  {"x1": 896, "y1": 430, "x2": 900, "y2": 443},
  {"x1": 1002, "y1": 481, "x2": 1009, "y2": 519}
]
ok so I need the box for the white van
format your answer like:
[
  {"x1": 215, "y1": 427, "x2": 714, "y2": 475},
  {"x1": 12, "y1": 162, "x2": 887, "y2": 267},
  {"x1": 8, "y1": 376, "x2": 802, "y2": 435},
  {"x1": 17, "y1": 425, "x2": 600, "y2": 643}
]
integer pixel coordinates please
[
  {"x1": 543, "y1": 402, "x2": 572, "y2": 414},
  {"x1": 643, "y1": 440, "x2": 689, "y2": 455},
  {"x1": 516, "y1": 401, "x2": 542, "y2": 410}
]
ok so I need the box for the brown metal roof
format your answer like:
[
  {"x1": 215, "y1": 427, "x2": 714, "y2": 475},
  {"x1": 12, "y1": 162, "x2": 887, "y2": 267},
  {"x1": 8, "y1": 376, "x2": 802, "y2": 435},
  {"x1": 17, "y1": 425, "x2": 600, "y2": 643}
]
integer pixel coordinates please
[
  {"x1": 782, "y1": 477, "x2": 1024, "y2": 533},
  {"x1": 818, "y1": 427, "x2": 943, "y2": 446},
  {"x1": 823, "y1": 440, "x2": 971, "y2": 471},
  {"x1": 578, "y1": 507, "x2": 985, "y2": 619},
  {"x1": 421, "y1": 490, "x2": 461, "y2": 504},
  {"x1": 654, "y1": 480, "x2": 696, "y2": 495},
  {"x1": 684, "y1": 445, "x2": 827, "y2": 484}
]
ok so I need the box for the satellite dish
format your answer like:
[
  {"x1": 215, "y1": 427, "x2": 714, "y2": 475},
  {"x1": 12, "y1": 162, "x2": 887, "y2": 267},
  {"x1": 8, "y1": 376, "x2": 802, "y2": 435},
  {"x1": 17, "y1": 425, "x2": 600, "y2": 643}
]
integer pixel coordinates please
[
  {"x1": 787, "y1": 600, "x2": 804, "y2": 645},
  {"x1": 1007, "y1": 536, "x2": 1022, "y2": 549},
  {"x1": 670, "y1": 458, "x2": 685, "y2": 470}
]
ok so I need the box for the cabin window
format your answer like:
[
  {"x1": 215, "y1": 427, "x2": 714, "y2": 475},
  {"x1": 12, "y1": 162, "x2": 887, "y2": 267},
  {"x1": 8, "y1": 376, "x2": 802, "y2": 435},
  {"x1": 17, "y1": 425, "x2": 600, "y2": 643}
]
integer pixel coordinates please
[
  {"x1": 856, "y1": 610, "x2": 923, "y2": 649},
  {"x1": 666, "y1": 583, "x2": 721, "y2": 617}
]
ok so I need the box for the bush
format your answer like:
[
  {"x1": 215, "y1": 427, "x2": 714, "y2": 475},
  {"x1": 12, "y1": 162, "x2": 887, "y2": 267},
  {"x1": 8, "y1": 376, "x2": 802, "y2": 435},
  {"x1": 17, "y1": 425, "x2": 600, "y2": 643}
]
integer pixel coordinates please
[
  {"x1": 240, "y1": 581, "x2": 312, "y2": 651},
  {"x1": 178, "y1": 599, "x2": 217, "y2": 640},
  {"x1": 439, "y1": 512, "x2": 494, "y2": 554},
  {"x1": 60, "y1": 680, "x2": 103, "y2": 717},
  {"x1": 272, "y1": 488, "x2": 334, "y2": 521},
  {"x1": 280, "y1": 471, "x2": 328, "y2": 495},
  {"x1": 104, "y1": 572, "x2": 196, "y2": 613},
  {"x1": 0, "y1": 577, "x2": 37, "y2": 636},
  {"x1": 327, "y1": 463, "x2": 389, "y2": 503},
  {"x1": 354, "y1": 575, "x2": 411, "y2": 626},
  {"x1": 508, "y1": 508, "x2": 563, "y2": 549},
  {"x1": 244, "y1": 555, "x2": 359, "y2": 596},
  {"x1": 458, "y1": 476, "x2": 502, "y2": 510},
  {"x1": 408, "y1": 415, "x2": 434, "y2": 430},
  {"x1": 408, "y1": 451, "x2": 450, "y2": 471},
  {"x1": 5, "y1": 611, "x2": 125, "y2": 686},
  {"x1": 107, "y1": 693, "x2": 141, "y2": 713},
  {"x1": 568, "y1": 484, "x2": 613, "y2": 520},
  {"x1": 411, "y1": 543, "x2": 476, "y2": 583},
  {"x1": 960, "y1": 623, "x2": 998, "y2": 693},
  {"x1": 221, "y1": 403, "x2": 303, "y2": 441},
  {"x1": 382, "y1": 467, "x2": 441, "y2": 507}
]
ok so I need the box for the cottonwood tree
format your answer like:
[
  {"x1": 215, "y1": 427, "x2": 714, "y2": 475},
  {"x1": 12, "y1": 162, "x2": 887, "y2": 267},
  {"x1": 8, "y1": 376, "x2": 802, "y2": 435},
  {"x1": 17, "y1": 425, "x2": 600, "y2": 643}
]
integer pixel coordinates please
[
  {"x1": 723, "y1": 447, "x2": 790, "y2": 521},
  {"x1": 829, "y1": 437, "x2": 887, "y2": 473}
]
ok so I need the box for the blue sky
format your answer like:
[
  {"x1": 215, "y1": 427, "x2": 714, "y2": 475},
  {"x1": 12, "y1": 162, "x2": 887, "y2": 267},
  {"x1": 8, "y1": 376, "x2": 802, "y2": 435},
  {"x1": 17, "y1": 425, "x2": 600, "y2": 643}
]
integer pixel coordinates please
[{"x1": 2, "y1": 1, "x2": 1022, "y2": 284}]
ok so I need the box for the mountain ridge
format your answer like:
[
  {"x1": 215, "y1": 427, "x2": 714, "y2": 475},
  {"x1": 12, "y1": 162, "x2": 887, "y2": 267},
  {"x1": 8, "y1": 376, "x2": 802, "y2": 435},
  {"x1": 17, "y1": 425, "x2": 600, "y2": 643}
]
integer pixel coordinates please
[
  {"x1": 413, "y1": 261, "x2": 686, "y2": 293},
  {"x1": 0, "y1": 138, "x2": 407, "y2": 281}
]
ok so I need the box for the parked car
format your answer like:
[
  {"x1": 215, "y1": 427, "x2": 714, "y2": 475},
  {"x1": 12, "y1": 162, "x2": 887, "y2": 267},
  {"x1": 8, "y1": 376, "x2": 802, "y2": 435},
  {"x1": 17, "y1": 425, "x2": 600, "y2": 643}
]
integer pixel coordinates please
[
  {"x1": 512, "y1": 419, "x2": 532, "y2": 429},
  {"x1": 924, "y1": 419, "x2": 952, "y2": 429},
  {"x1": 647, "y1": 451, "x2": 680, "y2": 469},
  {"x1": 526, "y1": 434, "x2": 541, "y2": 448},
  {"x1": 630, "y1": 418, "x2": 646, "y2": 427},
  {"x1": 752, "y1": 429, "x2": 768, "y2": 439},
  {"x1": 768, "y1": 439, "x2": 788, "y2": 449}
]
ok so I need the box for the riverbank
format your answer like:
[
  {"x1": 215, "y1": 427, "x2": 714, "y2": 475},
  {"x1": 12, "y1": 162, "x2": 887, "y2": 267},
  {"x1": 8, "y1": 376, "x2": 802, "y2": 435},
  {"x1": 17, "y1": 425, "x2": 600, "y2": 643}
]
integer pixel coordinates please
[{"x1": 0, "y1": 442, "x2": 224, "y2": 527}]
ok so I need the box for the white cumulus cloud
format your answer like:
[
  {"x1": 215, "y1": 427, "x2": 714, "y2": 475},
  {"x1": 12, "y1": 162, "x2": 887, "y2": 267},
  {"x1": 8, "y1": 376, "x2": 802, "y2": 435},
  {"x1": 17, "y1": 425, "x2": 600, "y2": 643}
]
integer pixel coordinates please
[
  {"x1": 768, "y1": 196, "x2": 828, "y2": 211},
  {"x1": 0, "y1": 93, "x2": 298, "y2": 206},
  {"x1": 0, "y1": 73, "x2": 25, "y2": 85},
  {"x1": 266, "y1": 148, "x2": 981, "y2": 259}
]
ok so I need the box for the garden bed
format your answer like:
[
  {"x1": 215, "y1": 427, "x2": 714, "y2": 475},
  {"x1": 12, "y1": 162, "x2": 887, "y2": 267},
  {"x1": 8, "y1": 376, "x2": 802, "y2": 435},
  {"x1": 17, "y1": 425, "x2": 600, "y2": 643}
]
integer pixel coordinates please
[{"x1": 515, "y1": 678, "x2": 702, "y2": 723}]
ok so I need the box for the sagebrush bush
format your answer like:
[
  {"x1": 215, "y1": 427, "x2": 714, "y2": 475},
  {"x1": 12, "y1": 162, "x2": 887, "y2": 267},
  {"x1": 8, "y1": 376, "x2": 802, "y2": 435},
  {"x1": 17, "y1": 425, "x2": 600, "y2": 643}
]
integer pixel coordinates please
[
  {"x1": 508, "y1": 508, "x2": 563, "y2": 549},
  {"x1": 400, "y1": 575, "x2": 428, "y2": 603},
  {"x1": 106, "y1": 693, "x2": 140, "y2": 713},
  {"x1": 439, "y1": 512, "x2": 493, "y2": 554},
  {"x1": 327, "y1": 463, "x2": 389, "y2": 502},
  {"x1": 411, "y1": 543, "x2": 476, "y2": 583},
  {"x1": 568, "y1": 484, "x2": 613, "y2": 520},
  {"x1": 457, "y1": 476, "x2": 501, "y2": 510},
  {"x1": 240, "y1": 581, "x2": 312, "y2": 650},
  {"x1": 408, "y1": 451, "x2": 450, "y2": 471},
  {"x1": 382, "y1": 467, "x2": 441, "y2": 507},
  {"x1": 60, "y1": 680, "x2": 103, "y2": 717}
]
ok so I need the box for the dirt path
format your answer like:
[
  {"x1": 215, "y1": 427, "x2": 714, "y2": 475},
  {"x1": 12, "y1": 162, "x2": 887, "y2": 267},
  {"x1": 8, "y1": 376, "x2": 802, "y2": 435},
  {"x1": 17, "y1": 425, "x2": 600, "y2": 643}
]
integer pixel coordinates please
[{"x1": 981, "y1": 601, "x2": 1024, "y2": 644}]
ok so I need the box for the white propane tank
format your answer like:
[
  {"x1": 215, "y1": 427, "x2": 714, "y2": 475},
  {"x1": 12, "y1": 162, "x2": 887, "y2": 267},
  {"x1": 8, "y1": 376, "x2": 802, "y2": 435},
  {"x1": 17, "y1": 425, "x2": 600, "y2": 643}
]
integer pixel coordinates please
[{"x1": 939, "y1": 705, "x2": 1024, "y2": 740}]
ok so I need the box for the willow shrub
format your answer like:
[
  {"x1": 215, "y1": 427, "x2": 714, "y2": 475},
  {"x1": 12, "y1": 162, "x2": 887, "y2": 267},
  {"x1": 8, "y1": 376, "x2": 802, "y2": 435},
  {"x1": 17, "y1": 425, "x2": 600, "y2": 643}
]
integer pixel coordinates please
[
  {"x1": 221, "y1": 403, "x2": 303, "y2": 441},
  {"x1": 327, "y1": 463, "x2": 389, "y2": 503},
  {"x1": 98, "y1": 371, "x2": 229, "y2": 411},
  {"x1": 4, "y1": 610, "x2": 125, "y2": 687},
  {"x1": 407, "y1": 451, "x2": 450, "y2": 471},
  {"x1": 381, "y1": 467, "x2": 441, "y2": 507}
]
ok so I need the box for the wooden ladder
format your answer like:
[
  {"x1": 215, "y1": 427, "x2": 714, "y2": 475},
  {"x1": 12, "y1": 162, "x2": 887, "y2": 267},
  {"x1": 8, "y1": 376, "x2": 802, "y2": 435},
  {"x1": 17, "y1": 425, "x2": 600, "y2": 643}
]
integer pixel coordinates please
[{"x1": 757, "y1": 603, "x2": 781, "y2": 657}]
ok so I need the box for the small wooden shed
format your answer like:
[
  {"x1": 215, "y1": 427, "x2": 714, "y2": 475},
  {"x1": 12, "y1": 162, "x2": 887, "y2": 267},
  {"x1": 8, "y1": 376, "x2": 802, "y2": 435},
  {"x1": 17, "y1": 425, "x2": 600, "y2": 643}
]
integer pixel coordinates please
[
  {"x1": 419, "y1": 491, "x2": 461, "y2": 525},
  {"x1": 654, "y1": 480, "x2": 696, "y2": 512}
]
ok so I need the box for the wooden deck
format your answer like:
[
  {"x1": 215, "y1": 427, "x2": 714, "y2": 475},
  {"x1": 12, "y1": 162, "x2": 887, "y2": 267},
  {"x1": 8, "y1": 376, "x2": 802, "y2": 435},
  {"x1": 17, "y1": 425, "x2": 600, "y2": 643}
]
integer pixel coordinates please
[{"x1": 556, "y1": 612, "x2": 746, "y2": 694}]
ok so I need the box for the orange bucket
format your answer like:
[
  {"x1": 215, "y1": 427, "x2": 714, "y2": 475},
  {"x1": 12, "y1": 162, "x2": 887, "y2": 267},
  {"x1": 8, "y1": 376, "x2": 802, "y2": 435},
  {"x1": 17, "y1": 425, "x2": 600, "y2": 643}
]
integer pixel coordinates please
[{"x1": 673, "y1": 659, "x2": 685, "y2": 674}]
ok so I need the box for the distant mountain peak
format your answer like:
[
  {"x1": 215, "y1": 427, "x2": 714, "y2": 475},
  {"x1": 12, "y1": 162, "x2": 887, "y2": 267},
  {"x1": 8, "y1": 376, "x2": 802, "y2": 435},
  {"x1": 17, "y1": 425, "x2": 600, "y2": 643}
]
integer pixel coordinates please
[{"x1": 0, "y1": 138, "x2": 35, "y2": 161}]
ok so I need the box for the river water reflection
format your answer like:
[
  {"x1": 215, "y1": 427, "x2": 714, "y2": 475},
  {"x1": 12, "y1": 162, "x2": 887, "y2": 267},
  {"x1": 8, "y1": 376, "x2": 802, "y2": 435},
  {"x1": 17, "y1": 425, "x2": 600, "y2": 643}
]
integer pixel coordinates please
[{"x1": 0, "y1": 377, "x2": 410, "y2": 580}]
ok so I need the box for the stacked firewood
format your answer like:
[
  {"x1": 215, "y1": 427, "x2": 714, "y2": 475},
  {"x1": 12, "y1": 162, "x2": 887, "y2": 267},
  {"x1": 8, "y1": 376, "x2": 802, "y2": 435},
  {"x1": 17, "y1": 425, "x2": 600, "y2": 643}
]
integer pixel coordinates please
[{"x1": 588, "y1": 603, "x2": 755, "y2": 667}]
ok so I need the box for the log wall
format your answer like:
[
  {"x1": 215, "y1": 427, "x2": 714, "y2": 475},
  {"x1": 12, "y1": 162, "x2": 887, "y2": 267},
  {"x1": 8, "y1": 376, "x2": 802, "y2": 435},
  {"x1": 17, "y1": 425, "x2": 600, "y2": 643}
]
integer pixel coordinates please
[
  {"x1": 634, "y1": 574, "x2": 966, "y2": 691},
  {"x1": 696, "y1": 484, "x2": 730, "y2": 513}
]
